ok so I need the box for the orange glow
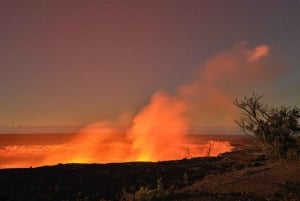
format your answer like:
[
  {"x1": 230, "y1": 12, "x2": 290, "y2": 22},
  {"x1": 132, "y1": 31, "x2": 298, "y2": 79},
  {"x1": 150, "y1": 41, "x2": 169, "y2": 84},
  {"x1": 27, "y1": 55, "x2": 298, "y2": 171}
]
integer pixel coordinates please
[
  {"x1": 0, "y1": 138, "x2": 233, "y2": 168},
  {"x1": 0, "y1": 91, "x2": 233, "y2": 168}
]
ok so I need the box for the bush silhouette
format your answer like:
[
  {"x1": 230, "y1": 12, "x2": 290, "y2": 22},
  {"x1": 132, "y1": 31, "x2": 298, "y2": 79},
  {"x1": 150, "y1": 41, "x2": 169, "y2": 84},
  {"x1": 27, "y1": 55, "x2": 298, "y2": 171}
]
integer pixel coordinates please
[{"x1": 234, "y1": 93, "x2": 300, "y2": 159}]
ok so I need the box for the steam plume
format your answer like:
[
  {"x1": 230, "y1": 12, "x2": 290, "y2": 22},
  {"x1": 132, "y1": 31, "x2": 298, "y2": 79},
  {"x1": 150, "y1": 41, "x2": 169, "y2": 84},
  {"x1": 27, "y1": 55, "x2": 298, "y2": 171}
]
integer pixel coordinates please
[{"x1": 1, "y1": 43, "x2": 277, "y2": 167}]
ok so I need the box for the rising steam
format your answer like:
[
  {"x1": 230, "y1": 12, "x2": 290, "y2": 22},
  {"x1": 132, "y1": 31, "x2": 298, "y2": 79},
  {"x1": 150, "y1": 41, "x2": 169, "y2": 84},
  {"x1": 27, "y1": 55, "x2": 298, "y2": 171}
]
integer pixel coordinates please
[{"x1": 1, "y1": 43, "x2": 276, "y2": 168}]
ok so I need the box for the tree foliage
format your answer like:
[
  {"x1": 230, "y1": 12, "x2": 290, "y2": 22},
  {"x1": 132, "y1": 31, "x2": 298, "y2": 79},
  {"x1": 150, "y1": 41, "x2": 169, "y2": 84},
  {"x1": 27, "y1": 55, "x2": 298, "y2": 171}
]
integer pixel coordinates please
[{"x1": 234, "y1": 93, "x2": 300, "y2": 159}]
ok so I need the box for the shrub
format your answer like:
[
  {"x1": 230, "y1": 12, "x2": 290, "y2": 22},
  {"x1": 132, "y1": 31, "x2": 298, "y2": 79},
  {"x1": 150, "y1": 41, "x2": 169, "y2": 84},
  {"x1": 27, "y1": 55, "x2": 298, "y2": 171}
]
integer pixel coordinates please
[
  {"x1": 120, "y1": 178, "x2": 170, "y2": 201},
  {"x1": 234, "y1": 93, "x2": 300, "y2": 159}
]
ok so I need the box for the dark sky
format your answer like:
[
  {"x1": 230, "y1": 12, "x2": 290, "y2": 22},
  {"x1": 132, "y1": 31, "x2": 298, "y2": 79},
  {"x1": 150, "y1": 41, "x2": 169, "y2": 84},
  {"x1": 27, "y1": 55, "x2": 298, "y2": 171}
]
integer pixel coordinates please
[{"x1": 0, "y1": 0, "x2": 300, "y2": 130}]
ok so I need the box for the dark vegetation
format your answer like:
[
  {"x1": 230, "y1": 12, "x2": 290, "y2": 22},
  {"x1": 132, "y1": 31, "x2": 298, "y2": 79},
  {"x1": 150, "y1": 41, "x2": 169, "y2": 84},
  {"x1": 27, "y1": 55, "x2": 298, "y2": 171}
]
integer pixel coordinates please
[
  {"x1": 234, "y1": 93, "x2": 300, "y2": 159},
  {"x1": 0, "y1": 137, "x2": 299, "y2": 201}
]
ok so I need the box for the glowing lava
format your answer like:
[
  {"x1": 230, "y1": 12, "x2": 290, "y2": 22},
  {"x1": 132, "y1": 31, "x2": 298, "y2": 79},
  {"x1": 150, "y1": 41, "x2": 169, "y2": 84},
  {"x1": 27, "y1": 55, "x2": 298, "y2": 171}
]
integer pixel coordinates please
[{"x1": 0, "y1": 92, "x2": 233, "y2": 168}]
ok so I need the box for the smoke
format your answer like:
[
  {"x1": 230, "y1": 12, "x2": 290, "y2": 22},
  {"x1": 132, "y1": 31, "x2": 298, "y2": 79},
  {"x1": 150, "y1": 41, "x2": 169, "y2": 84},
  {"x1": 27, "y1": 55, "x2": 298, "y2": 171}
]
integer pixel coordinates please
[
  {"x1": 247, "y1": 45, "x2": 270, "y2": 62},
  {"x1": 46, "y1": 43, "x2": 274, "y2": 164},
  {"x1": 179, "y1": 43, "x2": 275, "y2": 128},
  {"x1": 2, "y1": 43, "x2": 278, "y2": 167}
]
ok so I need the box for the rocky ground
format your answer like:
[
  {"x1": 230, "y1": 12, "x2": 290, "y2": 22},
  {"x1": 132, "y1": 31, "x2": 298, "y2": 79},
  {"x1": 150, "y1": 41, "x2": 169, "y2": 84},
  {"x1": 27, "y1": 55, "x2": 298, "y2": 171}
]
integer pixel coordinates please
[
  {"x1": 0, "y1": 137, "x2": 299, "y2": 201},
  {"x1": 179, "y1": 149, "x2": 300, "y2": 201}
]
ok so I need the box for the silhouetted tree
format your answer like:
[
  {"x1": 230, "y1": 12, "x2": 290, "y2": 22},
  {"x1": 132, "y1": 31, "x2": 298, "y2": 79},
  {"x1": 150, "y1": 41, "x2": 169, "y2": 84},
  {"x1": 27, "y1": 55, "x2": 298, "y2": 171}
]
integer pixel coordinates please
[{"x1": 234, "y1": 93, "x2": 300, "y2": 159}]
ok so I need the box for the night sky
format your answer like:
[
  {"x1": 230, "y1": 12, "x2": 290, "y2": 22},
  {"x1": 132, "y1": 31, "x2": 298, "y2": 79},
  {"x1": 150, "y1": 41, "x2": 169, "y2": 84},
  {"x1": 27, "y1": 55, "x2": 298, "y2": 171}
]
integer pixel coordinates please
[{"x1": 0, "y1": 0, "x2": 300, "y2": 132}]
